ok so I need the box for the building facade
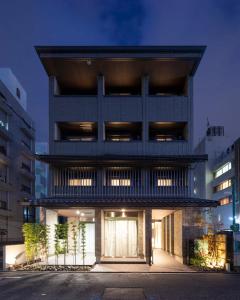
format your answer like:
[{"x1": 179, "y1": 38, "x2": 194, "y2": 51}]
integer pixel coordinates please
[
  {"x1": 195, "y1": 126, "x2": 240, "y2": 231},
  {"x1": 34, "y1": 46, "x2": 216, "y2": 265},
  {"x1": 0, "y1": 69, "x2": 35, "y2": 243},
  {"x1": 35, "y1": 142, "x2": 48, "y2": 223}
]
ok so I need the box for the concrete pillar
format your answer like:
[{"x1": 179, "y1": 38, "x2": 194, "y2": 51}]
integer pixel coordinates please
[
  {"x1": 145, "y1": 208, "x2": 152, "y2": 265},
  {"x1": 161, "y1": 218, "x2": 165, "y2": 250},
  {"x1": 95, "y1": 208, "x2": 102, "y2": 263},
  {"x1": 141, "y1": 75, "x2": 149, "y2": 153},
  {"x1": 97, "y1": 75, "x2": 104, "y2": 145},
  {"x1": 170, "y1": 214, "x2": 174, "y2": 255},
  {"x1": 138, "y1": 211, "x2": 144, "y2": 258}
]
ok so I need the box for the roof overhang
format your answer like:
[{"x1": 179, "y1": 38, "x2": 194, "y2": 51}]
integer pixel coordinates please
[
  {"x1": 36, "y1": 154, "x2": 208, "y2": 167},
  {"x1": 31, "y1": 196, "x2": 217, "y2": 208},
  {"x1": 35, "y1": 46, "x2": 206, "y2": 94}
]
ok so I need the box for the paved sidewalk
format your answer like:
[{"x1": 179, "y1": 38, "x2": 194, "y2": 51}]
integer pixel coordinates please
[{"x1": 92, "y1": 249, "x2": 193, "y2": 272}]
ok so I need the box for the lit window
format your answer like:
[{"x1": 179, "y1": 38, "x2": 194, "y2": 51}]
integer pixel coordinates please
[
  {"x1": 111, "y1": 179, "x2": 131, "y2": 186},
  {"x1": 214, "y1": 179, "x2": 232, "y2": 192},
  {"x1": 157, "y1": 179, "x2": 172, "y2": 186},
  {"x1": 69, "y1": 179, "x2": 92, "y2": 186},
  {"x1": 219, "y1": 197, "x2": 232, "y2": 206},
  {"x1": 214, "y1": 162, "x2": 232, "y2": 178}
]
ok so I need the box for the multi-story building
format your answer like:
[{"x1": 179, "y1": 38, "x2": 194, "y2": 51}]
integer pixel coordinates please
[
  {"x1": 35, "y1": 142, "x2": 48, "y2": 223},
  {"x1": 0, "y1": 68, "x2": 35, "y2": 243},
  {"x1": 195, "y1": 126, "x2": 240, "y2": 230},
  {"x1": 33, "y1": 46, "x2": 216, "y2": 265}
]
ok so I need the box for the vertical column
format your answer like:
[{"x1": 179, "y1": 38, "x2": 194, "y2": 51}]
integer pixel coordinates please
[
  {"x1": 141, "y1": 75, "x2": 149, "y2": 153},
  {"x1": 188, "y1": 76, "x2": 193, "y2": 152},
  {"x1": 39, "y1": 207, "x2": 46, "y2": 224},
  {"x1": 97, "y1": 74, "x2": 104, "y2": 148},
  {"x1": 170, "y1": 214, "x2": 174, "y2": 255},
  {"x1": 95, "y1": 208, "x2": 102, "y2": 263},
  {"x1": 145, "y1": 208, "x2": 152, "y2": 265},
  {"x1": 138, "y1": 211, "x2": 144, "y2": 258},
  {"x1": 49, "y1": 76, "x2": 56, "y2": 154}
]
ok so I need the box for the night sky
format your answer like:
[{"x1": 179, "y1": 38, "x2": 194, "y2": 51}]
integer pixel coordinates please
[{"x1": 0, "y1": 0, "x2": 240, "y2": 146}]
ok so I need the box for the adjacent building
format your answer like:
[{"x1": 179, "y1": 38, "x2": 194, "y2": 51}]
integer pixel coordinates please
[
  {"x1": 33, "y1": 46, "x2": 216, "y2": 265},
  {"x1": 35, "y1": 142, "x2": 48, "y2": 223},
  {"x1": 0, "y1": 69, "x2": 35, "y2": 243},
  {"x1": 195, "y1": 126, "x2": 240, "y2": 230}
]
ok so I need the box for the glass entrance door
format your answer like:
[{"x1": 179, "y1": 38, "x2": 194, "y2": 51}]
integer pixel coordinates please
[{"x1": 104, "y1": 219, "x2": 137, "y2": 257}]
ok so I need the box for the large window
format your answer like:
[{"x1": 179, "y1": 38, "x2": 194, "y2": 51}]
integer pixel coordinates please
[
  {"x1": 149, "y1": 122, "x2": 187, "y2": 141},
  {"x1": 55, "y1": 122, "x2": 98, "y2": 141},
  {"x1": 214, "y1": 179, "x2": 232, "y2": 193},
  {"x1": 105, "y1": 122, "x2": 142, "y2": 142},
  {"x1": 214, "y1": 162, "x2": 232, "y2": 179},
  {"x1": 219, "y1": 197, "x2": 232, "y2": 206}
]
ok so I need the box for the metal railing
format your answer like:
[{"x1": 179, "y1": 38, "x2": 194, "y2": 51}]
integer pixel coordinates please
[{"x1": 50, "y1": 166, "x2": 192, "y2": 198}]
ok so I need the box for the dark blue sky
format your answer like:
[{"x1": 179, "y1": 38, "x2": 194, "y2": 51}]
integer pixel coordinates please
[{"x1": 0, "y1": 0, "x2": 240, "y2": 145}]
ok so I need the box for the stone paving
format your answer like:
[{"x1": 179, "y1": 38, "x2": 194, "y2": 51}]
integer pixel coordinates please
[{"x1": 92, "y1": 249, "x2": 193, "y2": 272}]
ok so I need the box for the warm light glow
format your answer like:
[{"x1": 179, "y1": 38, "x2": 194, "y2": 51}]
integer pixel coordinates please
[
  {"x1": 214, "y1": 179, "x2": 231, "y2": 192},
  {"x1": 76, "y1": 210, "x2": 80, "y2": 215},
  {"x1": 122, "y1": 212, "x2": 126, "y2": 217},
  {"x1": 80, "y1": 212, "x2": 85, "y2": 217},
  {"x1": 111, "y1": 179, "x2": 131, "y2": 186},
  {"x1": 157, "y1": 179, "x2": 172, "y2": 186},
  {"x1": 69, "y1": 179, "x2": 92, "y2": 186},
  {"x1": 219, "y1": 197, "x2": 231, "y2": 206},
  {"x1": 92, "y1": 218, "x2": 95, "y2": 222},
  {"x1": 111, "y1": 212, "x2": 115, "y2": 217}
]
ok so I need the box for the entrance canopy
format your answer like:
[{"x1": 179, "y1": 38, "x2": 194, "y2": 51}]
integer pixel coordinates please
[{"x1": 31, "y1": 196, "x2": 218, "y2": 208}]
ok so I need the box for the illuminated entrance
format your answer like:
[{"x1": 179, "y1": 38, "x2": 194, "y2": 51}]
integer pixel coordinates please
[{"x1": 104, "y1": 211, "x2": 138, "y2": 257}]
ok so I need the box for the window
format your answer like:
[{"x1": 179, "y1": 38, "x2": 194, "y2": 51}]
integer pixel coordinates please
[
  {"x1": 214, "y1": 162, "x2": 232, "y2": 178},
  {"x1": 105, "y1": 122, "x2": 142, "y2": 142},
  {"x1": 69, "y1": 179, "x2": 92, "y2": 186},
  {"x1": 214, "y1": 179, "x2": 232, "y2": 193},
  {"x1": 157, "y1": 179, "x2": 172, "y2": 186},
  {"x1": 0, "y1": 109, "x2": 8, "y2": 131},
  {"x1": 56, "y1": 122, "x2": 98, "y2": 141},
  {"x1": 0, "y1": 200, "x2": 7, "y2": 210},
  {"x1": 23, "y1": 207, "x2": 35, "y2": 223},
  {"x1": 111, "y1": 179, "x2": 131, "y2": 186},
  {"x1": 16, "y1": 87, "x2": 21, "y2": 99},
  {"x1": 149, "y1": 122, "x2": 187, "y2": 141},
  {"x1": 219, "y1": 197, "x2": 232, "y2": 206}
]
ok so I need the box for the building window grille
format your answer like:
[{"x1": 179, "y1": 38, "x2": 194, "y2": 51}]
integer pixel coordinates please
[
  {"x1": 111, "y1": 178, "x2": 131, "y2": 186},
  {"x1": 157, "y1": 179, "x2": 172, "y2": 186},
  {"x1": 69, "y1": 178, "x2": 92, "y2": 186}
]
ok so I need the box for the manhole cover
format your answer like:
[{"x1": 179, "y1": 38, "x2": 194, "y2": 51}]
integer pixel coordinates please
[{"x1": 102, "y1": 288, "x2": 146, "y2": 300}]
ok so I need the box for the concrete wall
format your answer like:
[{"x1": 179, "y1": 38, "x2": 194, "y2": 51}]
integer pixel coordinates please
[
  {"x1": 3, "y1": 244, "x2": 26, "y2": 269},
  {"x1": 45, "y1": 209, "x2": 58, "y2": 255}
]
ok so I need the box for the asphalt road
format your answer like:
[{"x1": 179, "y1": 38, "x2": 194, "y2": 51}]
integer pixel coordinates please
[{"x1": 0, "y1": 272, "x2": 240, "y2": 300}]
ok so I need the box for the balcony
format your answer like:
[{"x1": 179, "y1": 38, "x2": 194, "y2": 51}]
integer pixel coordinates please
[
  {"x1": 0, "y1": 145, "x2": 9, "y2": 165},
  {"x1": 21, "y1": 184, "x2": 32, "y2": 196},
  {"x1": 20, "y1": 162, "x2": 35, "y2": 180},
  {"x1": 49, "y1": 166, "x2": 191, "y2": 199}
]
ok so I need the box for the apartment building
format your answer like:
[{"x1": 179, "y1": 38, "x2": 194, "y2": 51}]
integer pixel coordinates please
[
  {"x1": 0, "y1": 69, "x2": 35, "y2": 243},
  {"x1": 33, "y1": 46, "x2": 216, "y2": 265},
  {"x1": 195, "y1": 126, "x2": 240, "y2": 230}
]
